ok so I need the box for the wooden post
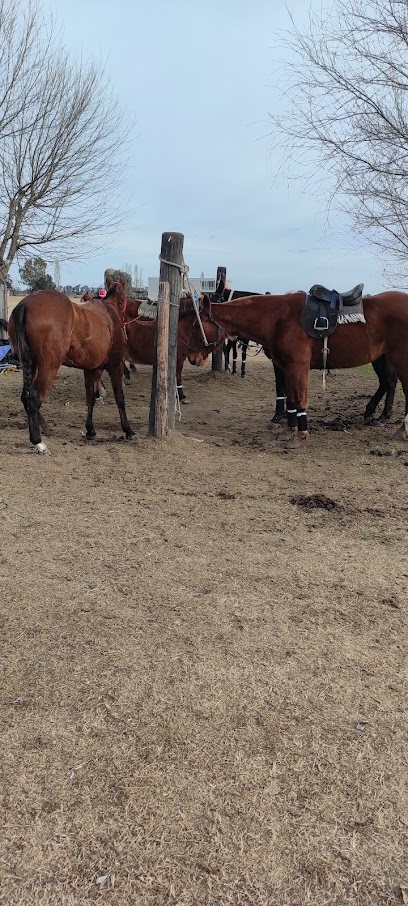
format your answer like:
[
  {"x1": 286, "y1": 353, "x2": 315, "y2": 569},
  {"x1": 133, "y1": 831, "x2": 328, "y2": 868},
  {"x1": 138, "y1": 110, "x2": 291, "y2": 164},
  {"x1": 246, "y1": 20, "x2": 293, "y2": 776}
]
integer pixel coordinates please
[
  {"x1": 0, "y1": 276, "x2": 8, "y2": 322},
  {"x1": 148, "y1": 281, "x2": 170, "y2": 438},
  {"x1": 211, "y1": 265, "x2": 227, "y2": 371},
  {"x1": 155, "y1": 232, "x2": 184, "y2": 430}
]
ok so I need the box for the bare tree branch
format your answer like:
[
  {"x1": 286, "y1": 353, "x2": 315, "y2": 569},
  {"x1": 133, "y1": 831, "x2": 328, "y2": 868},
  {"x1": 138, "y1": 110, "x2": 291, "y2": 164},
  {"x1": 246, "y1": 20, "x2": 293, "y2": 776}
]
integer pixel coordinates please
[
  {"x1": 0, "y1": 0, "x2": 135, "y2": 279},
  {"x1": 270, "y1": 0, "x2": 408, "y2": 281}
]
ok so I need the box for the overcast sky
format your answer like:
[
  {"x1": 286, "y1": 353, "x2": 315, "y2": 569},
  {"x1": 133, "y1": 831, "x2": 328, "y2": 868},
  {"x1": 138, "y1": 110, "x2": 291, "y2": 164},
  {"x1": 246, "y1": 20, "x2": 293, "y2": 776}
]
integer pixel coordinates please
[{"x1": 41, "y1": 0, "x2": 384, "y2": 293}]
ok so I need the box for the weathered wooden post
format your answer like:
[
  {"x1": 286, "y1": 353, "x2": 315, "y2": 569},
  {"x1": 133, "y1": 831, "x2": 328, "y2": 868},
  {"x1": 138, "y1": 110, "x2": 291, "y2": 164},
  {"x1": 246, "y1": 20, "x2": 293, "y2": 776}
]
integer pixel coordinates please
[
  {"x1": 148, "y1": 232, "x2": 184, "y2": 434},
  {"x1": 148, "y1": 281, "x2": 170, "y2": 438},
  {"x1": 0, "y1": 275, "x2": 8, "y2": 322},
  {"x1": 211, "y1": 265, "x2": 226, "y2": 372}
]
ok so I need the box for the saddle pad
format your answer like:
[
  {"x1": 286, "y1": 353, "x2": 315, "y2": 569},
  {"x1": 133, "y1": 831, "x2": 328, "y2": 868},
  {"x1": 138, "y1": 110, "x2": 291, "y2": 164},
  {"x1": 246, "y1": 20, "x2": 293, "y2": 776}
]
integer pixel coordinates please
[
  {"x1": 138, "y1": 300, "x2": 158, "y2": 320},
  {"x1": 337, "y1": 299, "x2": 366, "y2": 325}
]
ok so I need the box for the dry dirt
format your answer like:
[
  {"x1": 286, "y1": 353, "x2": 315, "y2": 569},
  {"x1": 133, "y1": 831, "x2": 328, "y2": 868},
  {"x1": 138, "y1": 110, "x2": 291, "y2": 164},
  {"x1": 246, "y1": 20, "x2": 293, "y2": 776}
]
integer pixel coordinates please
[{"x1": 0, "y1": 353, "x2": 407, "y2": 906}]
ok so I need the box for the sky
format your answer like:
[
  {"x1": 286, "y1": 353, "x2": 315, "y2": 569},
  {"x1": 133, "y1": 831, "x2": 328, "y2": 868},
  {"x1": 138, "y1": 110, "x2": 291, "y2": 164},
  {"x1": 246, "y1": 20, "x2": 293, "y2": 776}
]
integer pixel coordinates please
[{"x1": 31, "y1": 0, "x2": 385, "y2": 293}]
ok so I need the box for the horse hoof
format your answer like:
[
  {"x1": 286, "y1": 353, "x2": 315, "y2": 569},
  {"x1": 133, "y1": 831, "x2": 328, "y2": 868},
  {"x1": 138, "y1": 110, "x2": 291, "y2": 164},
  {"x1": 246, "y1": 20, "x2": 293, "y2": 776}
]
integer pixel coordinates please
[
  {"x1": 180, "y1": 398, "x2": 190, "y2": 405},
  {"x1": 267, "y1": 418, "x2": 286, "y2": 430},
  {"x1": 364, "y1": 416, "x2": 375, "y2": 425},
  {"x1": 95, "y1": 397, "x2": 104, "y2": 405},
  {"x1": 392, "y1": 428, "x2": 408, "y2": 441},
  {"x1": 33, "y1": 442, "x2": 50, "y2": 455}
]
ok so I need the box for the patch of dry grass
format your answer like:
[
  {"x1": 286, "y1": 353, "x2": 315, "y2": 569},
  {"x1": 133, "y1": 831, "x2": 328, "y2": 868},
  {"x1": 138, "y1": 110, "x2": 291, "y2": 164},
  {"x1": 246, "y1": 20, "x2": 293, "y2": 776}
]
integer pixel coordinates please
[{"x1": 0, "y1": 361, "x2": 407, "y2": 905}]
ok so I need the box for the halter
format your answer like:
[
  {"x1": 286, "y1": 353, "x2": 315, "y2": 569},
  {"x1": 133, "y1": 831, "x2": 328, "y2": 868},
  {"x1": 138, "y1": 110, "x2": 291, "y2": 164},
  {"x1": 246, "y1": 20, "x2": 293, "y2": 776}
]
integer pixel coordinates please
[{"x1": 178, "y1": 309, "x2": 224, "y2": 353}]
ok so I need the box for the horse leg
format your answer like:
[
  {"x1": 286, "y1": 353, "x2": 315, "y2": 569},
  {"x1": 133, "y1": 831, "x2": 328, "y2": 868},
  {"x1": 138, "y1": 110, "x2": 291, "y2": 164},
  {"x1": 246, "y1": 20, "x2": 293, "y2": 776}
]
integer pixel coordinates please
[
  {"x1": 364, "y1": 356, "x2": 387, "y2": 424},
  {"x1": 269, "y1": 363, "x2": 287, "y2": 427},
  {"x1": 177, "y1": 365, "x2": 189, "y2": 405},
  {"x1": 232, "y1": 340, "x2": 238, "y2": 375},
  {"x1": 107, "y1": 363, "x2": 135, "y2": 439},
  {"x1": 95, "y1": 377, "x2": 107, "y2": 405},
  {"x1": 377, "y1": 358, "x2": 397, "y2": 423},
  {"x1": 241, "y1": 341, "x2": 248, "y2": 378},
  {"x1": 27, "y1": 364, "x2": 60, "y2": 454},
  {"x1": 20, "y1": 370, "x2": 44, "y2": 452},
  {"x1": 83, "y1": 369, "x2": 102, "y2": 438},
  {"x1": 223, "y1": 341, "x2": 230, "y2": 372},
  {"x1": 39, "y1": 411, "x2": 52, "y2": 436},
  {"x1": 279, "y1": 364, "x2": 309, "y2": 449},
  {"x1": 123, "y1": 361, "x2": 131, "y2": 385}
]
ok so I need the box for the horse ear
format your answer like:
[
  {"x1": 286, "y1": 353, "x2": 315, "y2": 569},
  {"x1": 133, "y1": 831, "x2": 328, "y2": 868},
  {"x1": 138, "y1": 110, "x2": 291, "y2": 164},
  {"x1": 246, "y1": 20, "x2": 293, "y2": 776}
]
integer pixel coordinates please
[{"x1": 119, "y1": 273, "x2": 126, "y2": 288}]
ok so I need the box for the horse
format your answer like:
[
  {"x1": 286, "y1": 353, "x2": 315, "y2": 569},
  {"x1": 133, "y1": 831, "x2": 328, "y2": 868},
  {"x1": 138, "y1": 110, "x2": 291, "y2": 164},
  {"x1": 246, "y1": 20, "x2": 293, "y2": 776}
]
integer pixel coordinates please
[
  {"x1": 8, "y1": 281, "x2": 134, "y2": 454},
  {"x1": 179, "y1": 291, "x2": 407, "y2": 446},
  {"x1": 204, "y1": 290, "x2": 408, "y2": 445},
  {"x1": 213, "y1": 289, "x2": 398, "y2": 423}
]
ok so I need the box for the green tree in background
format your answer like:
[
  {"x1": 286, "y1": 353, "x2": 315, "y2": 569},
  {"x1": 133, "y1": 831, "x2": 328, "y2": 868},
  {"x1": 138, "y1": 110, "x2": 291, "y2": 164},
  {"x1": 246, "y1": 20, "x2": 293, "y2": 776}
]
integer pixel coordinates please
[{"x1": 19, "y1": 256, "x2": 55, "y2": 291}]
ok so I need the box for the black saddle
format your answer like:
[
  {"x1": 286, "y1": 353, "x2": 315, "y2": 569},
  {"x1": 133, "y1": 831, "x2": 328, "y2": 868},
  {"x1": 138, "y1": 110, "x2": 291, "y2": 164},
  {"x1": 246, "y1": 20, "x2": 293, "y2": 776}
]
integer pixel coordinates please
[
  {"x1": 300, "y1": 283, "x2": 364, "y2": 339},
  {"x1": 309, "y1": 283, "x2": 364, "y2": 305}
]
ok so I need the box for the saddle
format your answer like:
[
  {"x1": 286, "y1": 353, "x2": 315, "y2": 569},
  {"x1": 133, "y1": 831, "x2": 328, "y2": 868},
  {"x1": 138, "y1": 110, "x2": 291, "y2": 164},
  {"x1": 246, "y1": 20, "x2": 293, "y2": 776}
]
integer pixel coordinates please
[{"x1": 300, "y1": 283, "x2": 364, "y2": 339}]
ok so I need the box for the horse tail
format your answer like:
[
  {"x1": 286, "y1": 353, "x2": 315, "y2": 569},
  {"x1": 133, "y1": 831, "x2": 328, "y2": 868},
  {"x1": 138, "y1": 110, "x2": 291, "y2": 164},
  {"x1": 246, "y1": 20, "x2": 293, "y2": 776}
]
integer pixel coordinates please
[{"x1": 11, "y1": 302, "x2": 37, "y2": 411}]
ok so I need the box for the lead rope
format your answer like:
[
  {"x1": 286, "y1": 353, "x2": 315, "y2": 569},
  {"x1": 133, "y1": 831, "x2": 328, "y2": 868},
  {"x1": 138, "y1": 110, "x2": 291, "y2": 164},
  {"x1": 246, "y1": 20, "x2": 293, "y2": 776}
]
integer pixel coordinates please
[
  {"x1": 159, "y1": 254, "x2": 209, "y2": 346},
  {"x1": 322, "y1": 337, "x2": 329, "y2": 390}
]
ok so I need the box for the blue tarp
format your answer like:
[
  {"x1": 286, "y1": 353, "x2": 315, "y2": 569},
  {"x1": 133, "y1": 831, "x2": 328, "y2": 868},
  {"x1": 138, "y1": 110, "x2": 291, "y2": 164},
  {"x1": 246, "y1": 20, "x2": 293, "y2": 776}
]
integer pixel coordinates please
[{"x1": 0, "y1": 344, "x2": 11, "y2": 363}]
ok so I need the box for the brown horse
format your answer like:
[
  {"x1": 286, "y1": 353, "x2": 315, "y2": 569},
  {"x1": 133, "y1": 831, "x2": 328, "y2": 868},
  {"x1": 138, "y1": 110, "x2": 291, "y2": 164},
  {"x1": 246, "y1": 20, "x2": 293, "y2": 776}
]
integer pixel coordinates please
[
  {"x1": 9, "y1": 281, "x2": 134, "y2": 454},
  {"x1": 181, "y1": 291, "x2": 408, "y2": 445},
  {"x1": 115, "y1": 296, "x2": 225, "y2": 399}
]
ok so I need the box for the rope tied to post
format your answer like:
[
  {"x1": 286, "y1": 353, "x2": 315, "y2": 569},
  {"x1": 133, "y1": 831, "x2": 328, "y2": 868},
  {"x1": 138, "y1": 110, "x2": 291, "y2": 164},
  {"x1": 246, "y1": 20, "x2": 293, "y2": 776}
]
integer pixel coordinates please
[{"x1": 158, "y1": 254, "x2": 209, "y2": 347}]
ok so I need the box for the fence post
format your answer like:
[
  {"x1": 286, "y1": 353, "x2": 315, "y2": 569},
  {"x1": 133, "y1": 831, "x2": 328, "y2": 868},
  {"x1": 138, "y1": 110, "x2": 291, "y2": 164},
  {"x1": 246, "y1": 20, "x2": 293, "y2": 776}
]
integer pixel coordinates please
[
  {"x1": 148, "y1": 281, "x2": 170, "y2": 438},
  {"x1": 155, "y1": 232, "x2": 184, "y2": 430},
  {"x1": 211, "y1": 265, "x2": 227, "y2": 371}
]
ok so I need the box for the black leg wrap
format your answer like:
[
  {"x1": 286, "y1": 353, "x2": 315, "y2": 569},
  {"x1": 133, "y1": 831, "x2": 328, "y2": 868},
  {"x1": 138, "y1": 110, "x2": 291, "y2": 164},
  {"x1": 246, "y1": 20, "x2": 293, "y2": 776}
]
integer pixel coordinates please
[
  {"x1": 297, "y1": 411, "x2": 308, "y2": 432},
  {"x1": 287, "y1": 403, "x2": 297, "y2": 429}
]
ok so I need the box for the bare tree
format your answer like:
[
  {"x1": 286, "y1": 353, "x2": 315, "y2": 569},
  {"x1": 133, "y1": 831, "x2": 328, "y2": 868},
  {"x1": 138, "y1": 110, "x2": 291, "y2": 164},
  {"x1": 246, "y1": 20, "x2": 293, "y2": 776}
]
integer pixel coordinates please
[
  {"x1": 271, "y1": 0, "x2": 408, "y2": 280},
  {"x1": 0, "y1": 0, "x2": 133, "y2": 282}
]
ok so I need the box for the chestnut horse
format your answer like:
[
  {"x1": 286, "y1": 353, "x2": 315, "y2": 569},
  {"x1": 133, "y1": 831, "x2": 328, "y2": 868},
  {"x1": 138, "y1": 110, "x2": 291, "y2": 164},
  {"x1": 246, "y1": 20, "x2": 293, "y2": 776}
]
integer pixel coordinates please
[
  {"x1": 9, "y1": 281, "x2": 134, "y2": 454},
  {"x1": 114, "y1": 295, "x2": 225, "y2": 399},
  {"x1": 214, "y1": 288, "x2": 398, "y2": 424},
  {"x1": 181, "y1": 292, "x2": 408, "y2": 446}
]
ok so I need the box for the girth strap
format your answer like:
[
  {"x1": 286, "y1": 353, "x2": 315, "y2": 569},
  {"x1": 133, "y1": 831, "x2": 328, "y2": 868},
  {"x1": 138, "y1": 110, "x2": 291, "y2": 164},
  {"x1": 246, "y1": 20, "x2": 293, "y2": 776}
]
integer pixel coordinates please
[{"x1": 322, "y1": 337, "x2": 329, "y2": 390}]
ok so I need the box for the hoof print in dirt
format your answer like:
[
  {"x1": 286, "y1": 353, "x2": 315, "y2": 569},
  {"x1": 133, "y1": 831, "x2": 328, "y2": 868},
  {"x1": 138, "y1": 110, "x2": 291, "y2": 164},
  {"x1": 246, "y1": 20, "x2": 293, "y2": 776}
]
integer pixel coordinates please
[
  {"x1": 369, "y1": 448, "x2": 393, "y2": 457},
  {"x1": 290, "y1": 493, "x2": 340, "y2": 511},
  {"x1": 325, "y1": 417, "x2": 352, "y2": 432}
]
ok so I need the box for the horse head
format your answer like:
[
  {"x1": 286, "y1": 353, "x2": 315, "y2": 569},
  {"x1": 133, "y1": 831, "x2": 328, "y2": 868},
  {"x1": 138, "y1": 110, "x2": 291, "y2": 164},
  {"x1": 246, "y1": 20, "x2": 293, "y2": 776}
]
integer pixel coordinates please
[
  {"x1": 178, "y1": 298, "x2": 225, "y2": 366},
  {"x1": 104, "y1": 280, "x2": 127, "y2": 320}
]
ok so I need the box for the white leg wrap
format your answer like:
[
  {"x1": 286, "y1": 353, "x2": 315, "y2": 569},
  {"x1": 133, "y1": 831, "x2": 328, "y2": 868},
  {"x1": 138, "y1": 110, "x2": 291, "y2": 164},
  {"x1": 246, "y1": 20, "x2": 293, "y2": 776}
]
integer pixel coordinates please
[{"x1": 34, "y1": 441, "x2": 50, "y2": 455}]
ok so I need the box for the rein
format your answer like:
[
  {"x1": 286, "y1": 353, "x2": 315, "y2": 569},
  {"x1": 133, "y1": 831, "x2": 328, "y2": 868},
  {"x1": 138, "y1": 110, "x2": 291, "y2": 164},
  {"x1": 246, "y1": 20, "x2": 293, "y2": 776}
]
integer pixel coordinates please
[{"x1": 178, "y1": 311, "x2": 224, "y2": 353}]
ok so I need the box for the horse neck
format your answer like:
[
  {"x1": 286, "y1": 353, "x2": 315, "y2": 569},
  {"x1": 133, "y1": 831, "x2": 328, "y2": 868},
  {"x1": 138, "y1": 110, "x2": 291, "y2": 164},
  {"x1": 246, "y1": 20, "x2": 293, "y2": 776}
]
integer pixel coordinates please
[
  {"x1": 210, "y1": 295, "x2": 287, "y2": 345},
  {"x1": 179, "y1": 310, "x2": 220, "y2": 347}
]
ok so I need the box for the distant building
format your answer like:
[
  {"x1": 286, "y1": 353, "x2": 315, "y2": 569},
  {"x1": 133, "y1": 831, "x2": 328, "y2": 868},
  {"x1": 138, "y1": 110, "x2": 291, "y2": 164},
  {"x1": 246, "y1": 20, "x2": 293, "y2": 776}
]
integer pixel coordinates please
[{"x1": 148, "y1": 272, "x2": 217, "y2": 301}]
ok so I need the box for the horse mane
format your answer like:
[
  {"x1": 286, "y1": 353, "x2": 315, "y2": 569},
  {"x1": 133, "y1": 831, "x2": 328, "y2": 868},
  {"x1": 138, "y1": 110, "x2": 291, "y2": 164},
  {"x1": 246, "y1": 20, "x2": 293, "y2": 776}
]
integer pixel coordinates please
[{"x1": 105, "y1": 281, "x2": 124, "y2": 301}]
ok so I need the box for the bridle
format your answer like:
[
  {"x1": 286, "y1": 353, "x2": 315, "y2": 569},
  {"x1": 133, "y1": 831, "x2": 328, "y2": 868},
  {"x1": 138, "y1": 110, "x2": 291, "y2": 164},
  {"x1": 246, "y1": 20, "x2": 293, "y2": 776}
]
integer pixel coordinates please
[{"x1": 178, "y1": 308, "x2": 224, "y2": 353}]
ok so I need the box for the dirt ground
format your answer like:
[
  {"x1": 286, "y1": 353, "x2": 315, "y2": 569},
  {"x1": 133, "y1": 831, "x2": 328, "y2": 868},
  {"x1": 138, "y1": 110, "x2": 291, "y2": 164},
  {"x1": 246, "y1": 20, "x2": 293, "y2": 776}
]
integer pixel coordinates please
[{"x1": 0, "y1": 353, "x2": 407, "y2": 906}]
